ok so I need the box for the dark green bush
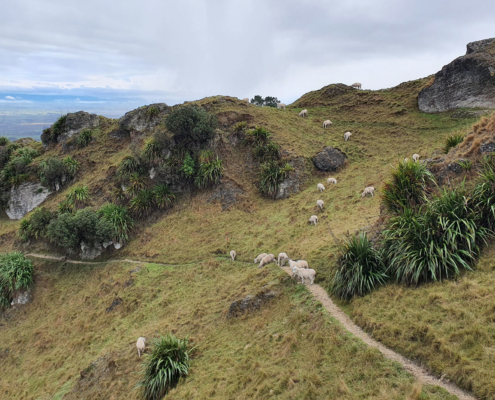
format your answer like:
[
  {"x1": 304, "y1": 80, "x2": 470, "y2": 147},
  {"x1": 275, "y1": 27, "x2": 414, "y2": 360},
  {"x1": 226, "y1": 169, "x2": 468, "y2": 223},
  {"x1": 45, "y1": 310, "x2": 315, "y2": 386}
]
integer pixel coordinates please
[
  {"x1": 443, "y1": 132, "x2": 465, "y2": 154},
  {"x1": 195, "y1": 157, "x2": 224, "y2": 188},
  {"x1": 331, "y1": 233, "x2": 388, "y2": 300},
  {"x1": 18, "y1": 207, "x2": 55, "y2": 242},
  {"x1": 77, "y1": 129, "x2": 93, "y2": 148},
  {"x1": 137, "y1": 334, "x2": 192, "y2": 400},
  {"x1": 164, "y1": 105, "x2": 217, "y2": 145},
  {"x1": 0, "y1": 252, "x2": 34, "y2": 309},
  {"x1": 259, "y1": 161, "x2": 294, "y2": 198},
  {"x1": 99, "y1": 203, "x2": 134, "y2": 245},
  {"x1": 0, "y1": 137, "x2": 8, "y2": 146},
  {"x1": 38, "y1": 157, "x2": 66, "y2": 189}
]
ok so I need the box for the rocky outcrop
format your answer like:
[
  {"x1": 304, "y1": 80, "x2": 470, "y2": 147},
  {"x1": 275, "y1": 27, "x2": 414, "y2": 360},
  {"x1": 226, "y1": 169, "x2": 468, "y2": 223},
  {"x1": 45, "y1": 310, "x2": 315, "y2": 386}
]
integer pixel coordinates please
[
  {"x1": 313, "y1": 147, "x2": 347, "y2": 171},
  {"x1": 11, "y1": 289, "x2": 32, "y2": 306},
  {"x1": 227, "y1": 288, "x2": 279, "y2": 318},
  {"x1": 276, "y1": 155, "x2": 307, "y2": 199},
  {"x1": 418, "y1": 38, "x2": 495, "y2": 113},
  {"x1": 116, "y1": 103, "x2": 171, "y2": 138},
  {"x1": 208, "y1": 180, "x2": 244, "y2": 210},
  {"x1": 5, "y1": 182, "x2": 50, "y2": 220},
  {"x1": 41, "y1": 111, "x2": 99, "y2": 147}
]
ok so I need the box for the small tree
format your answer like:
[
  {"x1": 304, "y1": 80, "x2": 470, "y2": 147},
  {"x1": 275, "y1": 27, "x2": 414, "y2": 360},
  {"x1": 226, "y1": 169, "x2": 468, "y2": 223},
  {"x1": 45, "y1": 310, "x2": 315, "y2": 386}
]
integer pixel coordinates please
[
  {"x1": 164, "y1": 106, "x2": 217, "y2": 145},
  {"x1": 264, "y1": 96, "x2": 280, "y2": 108},
  {"x1": 250, "y1": 95, "x2": 265, "y2": 107}
]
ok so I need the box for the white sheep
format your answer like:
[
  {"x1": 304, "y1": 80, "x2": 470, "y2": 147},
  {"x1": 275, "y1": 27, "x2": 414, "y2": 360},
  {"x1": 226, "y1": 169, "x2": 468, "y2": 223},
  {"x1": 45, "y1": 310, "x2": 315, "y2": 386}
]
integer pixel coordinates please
[
  {"x1": 243, "y1": 98, "x2": 249, "y2": 103},
  {"x1": 136, "y1": 337, "x2": 146, "y2": 357},
  {"x1": 277, "y1": 103, "x2": 286, "y2": 110},
  {"x1": 316, "y1": 200, "x2": 324, "y2": 211},
  {"x1": 323, "y1": 120, "x2": 332, "y2": 128},
  {"x1": 278, "y1": 252, "x2": 289, "y2": 267},
  {"x1": 299, "y1": 109, "x2": 308, "y2": 118},
  {"x1": 404, "y1": 158, "x2": 409, "y2": 162},
  {"x1": 259, "y1": 254, "x2": 276, "y2": 269},
  {"x1": 362, "y1": 186, "x2": 375, "y2": 197},
  {"x1": 309, "y1": 215, "x2": 318, "y2": 225},
  {"x1": 288, "y1": 259, "x2": 309, "y2": 270},
  {"x1": 292, "y1": 266, "x2": 316, "y2": 285},
  {"x1": 412, "y1": 153, "x2": 420, "y2": 162},
  {"x1": 230, "y1": 250, "x2": 236, "y2": 261},
  {"x1": 317, "y1": 183, "x2": 325, "y2": 192},
  {"x1": 254, "y1": 253, "x2": 268, "y2": 264},
  {"x1": 351, "y1": 82, "x2": 362, "y2": 89},
  {"x1": 327, "y1": 177, "x2": 337, "y2": 184},
  {"x1": 344, "y1": 131, "x2": 352, "y2": 142}
]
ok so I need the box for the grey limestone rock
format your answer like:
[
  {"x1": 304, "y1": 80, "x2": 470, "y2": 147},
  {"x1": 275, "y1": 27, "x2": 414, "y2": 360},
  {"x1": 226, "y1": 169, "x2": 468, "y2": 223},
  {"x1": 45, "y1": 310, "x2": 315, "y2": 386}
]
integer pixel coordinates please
[{"x1": 5, "y1": 182, "x2": 50, "y2": 220}]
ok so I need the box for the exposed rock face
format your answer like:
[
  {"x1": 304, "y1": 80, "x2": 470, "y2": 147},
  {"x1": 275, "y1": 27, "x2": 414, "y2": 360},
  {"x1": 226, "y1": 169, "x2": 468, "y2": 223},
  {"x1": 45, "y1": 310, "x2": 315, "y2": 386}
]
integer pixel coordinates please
[
  {"x1": 418, "y1": 38, "x2": 495, "y2": 112},
  {"x1": 5, "y1": 182, "x2": 50, "y2": 220},
  {"x1": 59, "y1": 111, "x2": 99, "y2": 143},
  {"x1": 276, "y1": 156, "x2": 307, "y2": 199},
  {"x1": 11, "y1": 290, "x2": 32, "y2": 306},
  {"x1": 80, "y1": 241, "x2": 103, "y2": 260},
  {"x1": 227, "y1": 288, "x2": 279, "y2": 318},
  {"x1": 208, "y1": 180, "x2": 244, "y2": 210},
  {"x1": 313, "y1": 147, "x2": 347, "y2": 171},
  {"x1": 116, "y1": 103, "x2": 171, "y2": 138}
]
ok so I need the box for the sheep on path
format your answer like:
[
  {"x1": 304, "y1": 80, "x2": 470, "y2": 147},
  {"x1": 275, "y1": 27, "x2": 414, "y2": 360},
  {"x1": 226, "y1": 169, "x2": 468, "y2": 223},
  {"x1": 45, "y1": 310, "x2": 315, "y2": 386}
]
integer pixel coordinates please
[
  {"x1": 412, "y1": 153, "x2": 420, "y2": 162},
  {"x1": 351, "y1": 83, "x2": 362, "y2": 89},
  {"x1": 317, "y1": 183, "x2": 325, "y2": 192},
  {"x1": 277, "y1": 103, "x2": 286, "y2": 110},
  {"x1": 344, "y1": 131, "x2": 352, "y2": 142},
  {"x1": 243, "y1": 98, "x2": 249, "y2": 103},
  {"x1": 230, "y1": 250, "x2": 237, "y2": 261},
  {"x1": 288, "y1": 259, "x2": 309, "y2": 270},
  {"x1": 278, "y1": 252, "x2": 289, "y2": 267},
  {"x1": 136, "y1": 337, "x2": 146, "y2": 357},
  {"x1": 254, "y1": 253, "x2": 268, "y2": 264},
  {"x1": 309, "y1": 215, "x2": 318, "y2": 225},
  {"x1": 259, "y1": 254, "x2": 276, "y2": 269},
  {"x1": 292, "y1": 266, "x2": 316, "y2": 285},
  {"x1": 362, "y1": 186, "x2": 375, "y2": 197},
  {"x1": 299, "y1": 109, "x2": 308, "y2": 118},
  {"x1": 316, "y1": 200, "x2": 324, "y2": 211},
  {"x1": 327, "y1": 177, "x2": 337, "y2": 184},
  {"x1": 323, "y1": 120, "x2": 332, "y2": 128}
]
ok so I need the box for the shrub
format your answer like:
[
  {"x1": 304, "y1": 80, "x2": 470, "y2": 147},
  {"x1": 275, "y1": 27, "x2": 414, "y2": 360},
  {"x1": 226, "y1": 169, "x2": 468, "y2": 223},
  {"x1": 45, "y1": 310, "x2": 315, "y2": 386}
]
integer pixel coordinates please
[
  {"x1": 38, "y1": 157, "x2": 66, "y2": 189},
  {"x1": 195, "y1": 156, "x2": 224, "y2": 188},
  {"x1": 233, "y1": 121, "x2": 247, "y2": 132},
  {"x1": 143, "y1": 140, "x2": 162, "y2": 166},
  {"x1": 253, "y1": 142, "x2": 280, "y2": 160},
  {"x1": 126, "y1": 172, "x2": 146, "y2": 197},
  {"x1": 59, "y1": 186, "x2": 90, "y2": 214},
  {"x1": 63, "y1": 156, "x2": 80, "y2": 179},
  {"x1": 1, "y1": 157, "x2": 31, "y2": 185},
  {"x1": 0, "y1": 137, "x2": 8, "y2": 146},
  {"x1": 118, "y1": 155, "x2": 141, "y2": 180},
  {"x1": 130, "y1": 189, "x2": 154, "y2": 218},
  {"x1": 263, "y1": 96, "x2": 280, "y2": 108},
  {"x1": 381, "y1": 160, "x2": 435, "y2": 214},
  {"x1": 244, "y1": 127, "x2": 272, "y2": 146},
  {"x1": 384, "y1": 188, "x2": 490, "y2": 285},
  {"x1": 152, "y1": 184, "x2": 175, "y2": 209},
  {"x1": 259, "y1": 161, "x2": 294, "y2": 198},
  {"x1": 99, "y1": 203, "x2": 134, "y2": 245},
  {"x1": 18, "y1": 207, "x2": 55, "y2": 241},
  {"x1": 16, "y1": 147, "x2": 38, "y2": 160},
  {"x1": 472, "y1": 157, "x2": 495, "y2": 230},
  {"x1": 164, "y1": 105, "x2": 217, "y2": 145},
  {"x1": 0, "y1": 252, "x2": 34, "y2": 309},
  {"x1": 51, "y1": 115, "x2": 67, "y2": 141},
  {"x1": 443, "y1": 132, "x2": 465, "y2": 154},
  {"x1": 77, "y1": 129, "x2": 93, "y2": 148},
  {"x1": 331, "y1": 233, "x2": 388, "y2": 300},
  {"x1": 180, "y1": 153, "x2": 195, "y2": 178},
  {"x1": 137, "y1": 334, "x2": 192, "y2": 400}
]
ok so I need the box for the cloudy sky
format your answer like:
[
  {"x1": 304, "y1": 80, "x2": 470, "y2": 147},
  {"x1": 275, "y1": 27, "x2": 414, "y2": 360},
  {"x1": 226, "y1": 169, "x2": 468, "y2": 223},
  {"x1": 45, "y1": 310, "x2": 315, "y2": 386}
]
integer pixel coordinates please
[{"x1": 1, "y1": 0, "x2": 494, "y2": 112}]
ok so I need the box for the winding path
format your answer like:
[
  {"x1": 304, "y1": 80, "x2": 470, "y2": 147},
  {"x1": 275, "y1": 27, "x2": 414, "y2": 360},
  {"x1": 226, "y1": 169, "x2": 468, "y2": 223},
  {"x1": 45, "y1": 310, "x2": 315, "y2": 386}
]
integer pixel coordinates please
[{"x1": 25, "y1": 253, "x2": 476, "y2": 399}]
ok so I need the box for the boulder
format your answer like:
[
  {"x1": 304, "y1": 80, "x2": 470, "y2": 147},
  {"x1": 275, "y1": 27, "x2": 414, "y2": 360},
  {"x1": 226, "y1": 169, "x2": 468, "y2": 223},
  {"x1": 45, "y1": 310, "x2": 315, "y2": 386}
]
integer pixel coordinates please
[
  {"x1": 80, "y1": 241, "x2": 103, "y2": 260},
  {"x1": 227, "y1": 288, "x2": 279, "y2": 318},
  {"x1": 116, "y1": 103, "x2": 171, "y2": 138},
  {"x1": 58, "y1": 111, "x2": 99, "y2": 143},
  {"x1": 313, "y1": 147, "x2": 347, "y2": 171},
  {"x1": 10, "y1": 289, "x2": 32, "y2": 306},
  {"x1": 5, "y1": 182, "x2": 50, "y2": 220},
  {"x1": 418, "y1": 38, "x2": 495, "y2": 112}
]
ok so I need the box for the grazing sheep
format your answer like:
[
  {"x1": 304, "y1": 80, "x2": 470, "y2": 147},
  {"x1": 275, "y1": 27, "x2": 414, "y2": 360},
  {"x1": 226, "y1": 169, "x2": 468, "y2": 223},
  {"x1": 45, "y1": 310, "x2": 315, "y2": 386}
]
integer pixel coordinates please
[
  {"x1": 351, "y1": 82, "x2": 362, "y2": 89},
  {"x1": 412, "y1": 153, "x2": 420, "y2": 162},
  {"x1": 327, "y1": 177, "x2": 337, "y2": 184},
  {"x1": 292, "y1": 266, "x2": 316, "y2": 285},
  {"x1": 309, "y1": 215, "x2": 318, "y2": 225},
  {"x1": 299, "y1": 109, "x2": 308, "y2": 118},
  {"x1": 362, "y1": 186, "x2": 375, "y2": 197},
  {"x1": 278, "y1": 252, "x2": 289, "y2": 267},
  {"x1": 316, "y1": 200, "x2": 324, "y2": 211},
  {"x1": 277, "y1": 103, "x2": 286, "y2": 110},
  {"x1": 323, "y1": 120, "x2": 332, "y2": 128},
  {"x1": 317, "y1": 183, "x2": 325, "y2": 192},
  {"x1": 230, "y1": 250, "x2": 236, "y2": 261},
  {"x1": 243, "y1": 98, "x2": 249, "y2": 103},
  {"x1": 344, "y1": 131, "x2": 352, "y2": 142},
  {"x1": 254, "y1": 253, "x2": 268, "y2": 264},
  {"x1": 288, "y1": 259, "x2": 309, "y2": 270},
  {"x1": 136, "y1": 337, "x2": 146, "y2": 357},
  {"x1": 259, "y1": 254, "x2": 276, "y2": 269}
]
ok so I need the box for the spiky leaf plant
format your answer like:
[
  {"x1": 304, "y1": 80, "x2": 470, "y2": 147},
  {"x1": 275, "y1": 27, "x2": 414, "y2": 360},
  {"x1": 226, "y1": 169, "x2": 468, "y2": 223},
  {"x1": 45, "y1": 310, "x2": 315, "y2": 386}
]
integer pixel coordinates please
[
  {"x1": 63, "y1": 156, "x2": 80, "y2": 179},
  {"x1": 244, "y1": 127, "x2": 272, "y2": 146},
  {"x1": 99, "y1": 203, "x2": 134, "y2": 245},
  {"x1": 259, "y1": 161, "x2": 294, "y2": 198},
  {"x1": 233, "y1": 121, "x2": 247, "y2": 132},
  {"x1": 194, "y1": 157, "x2": 224, "y2": 189},
  {"x1": 118, "y1": 155, "x2": 141, "y2": 180},
  {"x1": 77, "y1": 129, "x2": 93, "y2": 148},
  {"x1": 0, "y1": 252, "x2": 34, "y2": 309},
  {"x1": 472, "y1": 156, "x2": 495, "y2": 230},
  {"x1": 137, "y1": 334, "x2": 192, "y2": 400},
  {"x1": 331, "y1": 232, "x2": 388, "y2": 300},
  {"x1": 126, "y1": 172, "x2": 146, "y2": 197},
  {"x1": 130, "y1": 189, "x2": 154, "y2": 218},
  {"x1": 443, "y1": 132, "x2": 465, "y2": 154},
  {"x1": 152, "y1": 184, "x2": 175, "y2": 209},
  {"x1": 143, "y1": 140, "x2": 162, "y2": 166}
]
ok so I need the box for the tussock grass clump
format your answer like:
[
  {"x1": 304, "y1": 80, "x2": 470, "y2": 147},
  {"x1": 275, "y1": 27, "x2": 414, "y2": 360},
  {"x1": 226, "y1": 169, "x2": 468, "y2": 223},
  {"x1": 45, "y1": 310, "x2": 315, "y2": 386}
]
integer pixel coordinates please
[
  {"x1": 381, "y1": 159, "x2": 436, "y2": 213},
  {"x1": 259, "y1": 161, "x2": 294, "y2": 198},
  {"x1": 244, "y1": 127, "x2": 272, "y2": 146},
  {"x1": 472, "y1": 156, "x2": 495, "y2": 230},
  {"x1": 195, "y1": 156, "x2": 224, "y2": 188},
  {"x1": 126, "y1": 172, "x2": 146, "y2": 197},
  {"x1": 143, "y1": 140, "x2": 162, "y2": 166},
  {"x1": 0, "y1": 252, "x2": 34, "y2": 309},
  {"x1": 98, "y1": 204, "x2": 134, "y2": 245},
  {"x1": 233, "y1": 121, "x2": 247, "y2": 132},
  {"x1": 62, "y1": 156, "x2": 80, "y2": 179},
  {"x1": 443, "y1": 132, "x2": 465, "y2": 154},
  {"x1": 137, "y1": 334, "x2": 192, "y2": 400},
  {"x1": 76, "y1": 129, "x2": 93, "y2": 148},
  {"x1": 152, "y1": 184, "x2": 175, "y2": 209},
  {"x1": 332, "y1": 232, "x2": 388, "y2": 300},
  {"x1": 117, "y1": 155, "x2": 141, "y2": 180},
  {"x1": 130, "y1": 189, "x2": 154, "y2": 218},
  {"x1": 58, "y1": 186, "x2": 90, "y2": 214}
]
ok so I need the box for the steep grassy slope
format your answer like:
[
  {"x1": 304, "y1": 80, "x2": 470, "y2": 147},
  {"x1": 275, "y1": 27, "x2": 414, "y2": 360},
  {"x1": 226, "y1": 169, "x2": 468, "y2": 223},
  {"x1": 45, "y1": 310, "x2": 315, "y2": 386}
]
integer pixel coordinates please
[{"x1": 0, "y1": 258, "x2": 454, "y2": 399}]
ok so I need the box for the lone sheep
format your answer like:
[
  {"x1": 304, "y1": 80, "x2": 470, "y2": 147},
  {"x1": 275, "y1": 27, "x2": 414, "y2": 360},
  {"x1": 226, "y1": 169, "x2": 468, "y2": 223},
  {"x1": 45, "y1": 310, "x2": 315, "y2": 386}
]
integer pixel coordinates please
[
  {"x1": 243, "y1": 98, "x2": 249, "y2": 103},
  {"x1": 344, "y1": 131, "x2": 352, "y2": 142},
  {"x1": 277, "y1": 103, "x2": 286, "y2": 110},
  {"x1": 278, "y1": 252, "x2": 289, "y2": 267},
  {"x1": 412, "y1": 153, "x2": 420, "y2": 162},
  {"x1": 230, "y1": 250, "x2": 236, "y2": 261},
  {"x1": 362, "y1": 186, "x2": 375, "y2": 197},
  {"x1": 259, "y1": 254, "x2": 276, "y2": 269},
  {"x1": 323, "y1": 120, "x2": 332, "y2": 128},
  {"x1": 136, "y1": 337, "x2": 146, "y2": 357},
  {"x1": 351, "y1": 83, "x2": 362, "y2": 89},
  {"x1": 327, "y1": 177, "x2": 337, "y2": 184},
  {"x1": 288, "y1": 259, "x2": 309, "y2": 270},
  {"x1": 309, "y1": 215, "x2": 318, "y2": 225},
  {"x1": 254, "y1": 253, "x2": 268, "y2": 264},
  {"x1": 317, "y1": 183, "x2": 325, "y2": 192},
  {"x1": 299, "y1": 109, "x2": 308, "y2": 118},
  {"x1": 292, "y1": 266, "x2": 316, "y2": 285},
  {"x1": 316, "y1": 200, "x2": 324, "y2": 210}
]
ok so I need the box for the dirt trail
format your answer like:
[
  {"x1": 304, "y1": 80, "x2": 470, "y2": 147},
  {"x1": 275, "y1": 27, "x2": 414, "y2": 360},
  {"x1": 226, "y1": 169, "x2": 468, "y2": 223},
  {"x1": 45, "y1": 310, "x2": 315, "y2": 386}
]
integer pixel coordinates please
[{"x1": 25, "y1": 253, "x2": 476, "y2": 399}]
